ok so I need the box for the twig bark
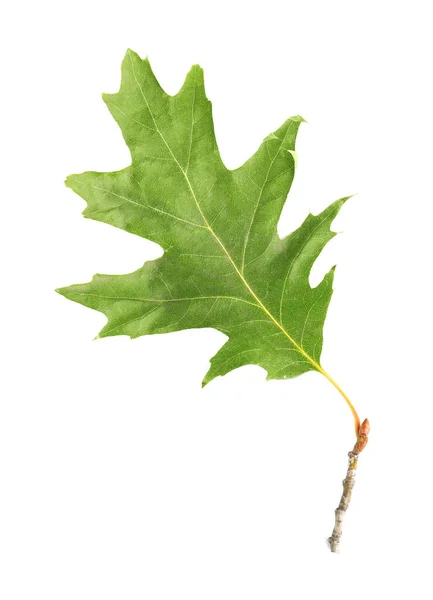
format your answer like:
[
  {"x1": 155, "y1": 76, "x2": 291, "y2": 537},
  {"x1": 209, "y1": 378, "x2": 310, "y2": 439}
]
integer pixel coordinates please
[{"x1": 328, "y1": 418, "x2": 370, "y2": 553}]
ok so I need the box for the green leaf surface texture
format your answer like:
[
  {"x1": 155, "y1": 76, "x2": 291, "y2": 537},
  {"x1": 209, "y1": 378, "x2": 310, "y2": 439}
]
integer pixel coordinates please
[{"x1": 58, "y1": 50, "x2": 349, "y2": 386}]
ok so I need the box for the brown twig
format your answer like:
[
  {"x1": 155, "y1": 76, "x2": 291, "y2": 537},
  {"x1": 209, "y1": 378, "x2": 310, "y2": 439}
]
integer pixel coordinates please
[{"x1": 328, "y1": 418, "x2": 370, "y2": 553}]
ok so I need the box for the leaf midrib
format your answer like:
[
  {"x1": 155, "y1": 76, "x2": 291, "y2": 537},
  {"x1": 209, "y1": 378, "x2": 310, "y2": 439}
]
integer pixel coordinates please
[
  {"x1": 127, "y1": 53, "x2": 361, "y2": 433},
  {"x1": 128, "y1": 51, "x2": 318, "y2": 369}
]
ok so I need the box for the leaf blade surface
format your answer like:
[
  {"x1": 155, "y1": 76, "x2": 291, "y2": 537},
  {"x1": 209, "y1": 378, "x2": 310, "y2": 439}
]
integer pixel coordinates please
[{"x1": 58, "y1": 50, "x2": 348, "y2": 385}]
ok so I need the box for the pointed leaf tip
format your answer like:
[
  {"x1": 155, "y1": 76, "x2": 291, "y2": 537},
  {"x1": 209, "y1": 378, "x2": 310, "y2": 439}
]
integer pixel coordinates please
[
  {"x1": 182, "y1": 63, "x2": 205, "y2": 92},
  {"x1": 126, "y1": 47, "x2": 140, "y2": 59},
  {"x1": 64, "y1": 175, "x2": 77, "y2": 190}
]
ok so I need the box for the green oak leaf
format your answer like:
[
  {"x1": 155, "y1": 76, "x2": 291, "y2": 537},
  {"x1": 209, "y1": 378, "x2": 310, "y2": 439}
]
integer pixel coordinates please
[{"x1": 57, "y1": 49, "x2": 350, "y2": 387}]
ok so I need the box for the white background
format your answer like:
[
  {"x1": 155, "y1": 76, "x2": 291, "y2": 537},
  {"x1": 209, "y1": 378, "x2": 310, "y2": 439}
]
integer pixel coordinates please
[{"x1": 1, "y1": 1, "x2": 432, "y2": 598}]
